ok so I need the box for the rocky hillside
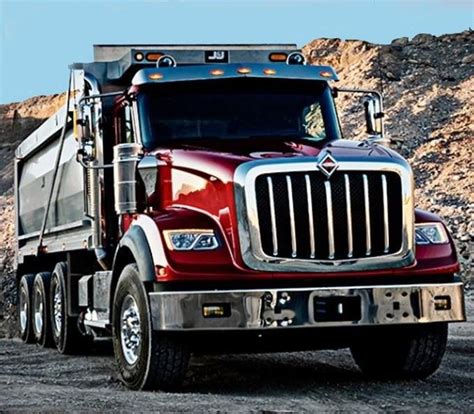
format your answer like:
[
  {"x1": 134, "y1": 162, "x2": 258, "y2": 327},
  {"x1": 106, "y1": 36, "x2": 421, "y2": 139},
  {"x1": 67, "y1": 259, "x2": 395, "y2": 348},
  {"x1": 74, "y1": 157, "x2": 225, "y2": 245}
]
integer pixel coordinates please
[
  {"x1": 303, "y1": 30, "x2": 473, "y2": 283},
  {"x1": 0, "y1": 31, "x2": 473, "y2": 336}
]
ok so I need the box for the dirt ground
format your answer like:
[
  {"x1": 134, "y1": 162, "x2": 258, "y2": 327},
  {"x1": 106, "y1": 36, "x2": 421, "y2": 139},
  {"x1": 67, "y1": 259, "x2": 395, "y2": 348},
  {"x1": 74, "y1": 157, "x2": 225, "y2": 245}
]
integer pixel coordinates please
[{"x1": 0, "y1": 296, "x2": 472, "y2": 412}]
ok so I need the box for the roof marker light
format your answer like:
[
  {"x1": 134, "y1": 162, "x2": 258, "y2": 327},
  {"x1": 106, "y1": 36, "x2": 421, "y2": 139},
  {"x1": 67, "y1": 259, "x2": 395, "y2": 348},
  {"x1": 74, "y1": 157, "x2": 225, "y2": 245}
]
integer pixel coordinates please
[
  {"x1": 210, "y1": 69, "x2": 225, "y2": 76},
  {"x1": 134, "y1": 52, "x2": 144, "y2": 62},
  {"x1": 320, "y1": 70, "x2": 333, "y2": 78},
  {"x1": 269, "y1": 53, "x2": 288, "y2": 62},
  {"x1": 237, "y1": 67, "x2": 252, "y2": 74},
  {"x1": 263, "y1": 68, "x2": 277, "y2": 75},
  {"x1": 149, "y1": 73, "x2": 163, "y2": 80},
  {"x1": 146, "y1": 52, "x2": 163, "y2": 62}
]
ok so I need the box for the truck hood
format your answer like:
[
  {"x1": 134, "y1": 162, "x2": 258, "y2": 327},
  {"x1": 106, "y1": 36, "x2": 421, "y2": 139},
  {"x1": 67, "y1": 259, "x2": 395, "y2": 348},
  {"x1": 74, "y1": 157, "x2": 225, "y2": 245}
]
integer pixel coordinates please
[{"x1": 153, "y1": 138, "x2": 402, "y2": 184}]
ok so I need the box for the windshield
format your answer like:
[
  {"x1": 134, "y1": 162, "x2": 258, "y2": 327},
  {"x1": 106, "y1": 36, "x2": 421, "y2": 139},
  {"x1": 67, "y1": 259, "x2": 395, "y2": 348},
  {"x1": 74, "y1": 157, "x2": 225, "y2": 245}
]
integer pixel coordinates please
[{"x1": 138, "y1": 78, "x2": 341, "y2": 149}]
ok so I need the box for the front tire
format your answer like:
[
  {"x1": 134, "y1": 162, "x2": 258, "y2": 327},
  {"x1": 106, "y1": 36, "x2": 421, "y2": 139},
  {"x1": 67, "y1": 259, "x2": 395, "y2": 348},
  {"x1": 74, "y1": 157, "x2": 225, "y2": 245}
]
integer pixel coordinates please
[
  {"x1": 350, "y1": 323, "x2": 448, "y2": 379},
  {"x1": 18, "y1": 274, "x2": 35, "y2": 343},
  {"x1": 32, "y1": 272, "x2": 54, "y2": 347},
  {"x1": 112, "y1": 264, "x2": 190, "y2": 390}
]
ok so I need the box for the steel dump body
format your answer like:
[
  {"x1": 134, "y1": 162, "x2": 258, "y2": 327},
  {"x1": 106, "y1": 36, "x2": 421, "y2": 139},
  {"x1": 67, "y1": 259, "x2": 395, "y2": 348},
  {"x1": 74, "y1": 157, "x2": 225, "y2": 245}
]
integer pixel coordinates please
[{"x1": 17, "y1": 131, "x2": 86, "y2": 238}]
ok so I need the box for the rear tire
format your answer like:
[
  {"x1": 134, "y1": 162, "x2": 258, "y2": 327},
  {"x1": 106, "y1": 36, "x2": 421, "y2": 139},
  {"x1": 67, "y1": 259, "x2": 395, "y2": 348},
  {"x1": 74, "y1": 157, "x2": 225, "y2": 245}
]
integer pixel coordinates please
[
  {"x1": 112, "y1": 264, "x2": 190, "y2": 390},
  {"x1": 350, "y1": 323, "x2": 448, "y2": 380},
  {"x1": 18, "y1": 274, "x2": 35, "y2": 343},
  {"x1": 50, "y1": 262, "x2": 84, "y2": 354},
  {"x1": 32, "y1": 272, "x2": 54, "y2": 347}
]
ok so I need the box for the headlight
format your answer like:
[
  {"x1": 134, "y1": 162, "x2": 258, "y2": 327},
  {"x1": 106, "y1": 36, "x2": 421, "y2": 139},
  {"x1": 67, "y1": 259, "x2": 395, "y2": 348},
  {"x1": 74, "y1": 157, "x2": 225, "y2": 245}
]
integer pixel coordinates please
[
  {"x1": 415, "y1": 223, "x2": 449, "y2": 245},
  {"x1": 163, "y1": 229, "x2": 219, "y2": 251}
]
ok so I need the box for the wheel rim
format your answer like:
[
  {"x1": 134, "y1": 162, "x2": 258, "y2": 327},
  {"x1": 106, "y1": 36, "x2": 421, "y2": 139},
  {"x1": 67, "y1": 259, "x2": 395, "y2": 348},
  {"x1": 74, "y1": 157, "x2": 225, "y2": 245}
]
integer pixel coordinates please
[
  {"x1": 19, "y1": 286, "x2": 28, "y2": 333},
  {"x1": 34, "y1": 287, "x2": 44, "y2": 335},
  {"x1": 53, "y1": 281, "x2": 62, "y2": 336},
  {"x1": 120, "y1": 294, "x2": 142, "y2": 365}
]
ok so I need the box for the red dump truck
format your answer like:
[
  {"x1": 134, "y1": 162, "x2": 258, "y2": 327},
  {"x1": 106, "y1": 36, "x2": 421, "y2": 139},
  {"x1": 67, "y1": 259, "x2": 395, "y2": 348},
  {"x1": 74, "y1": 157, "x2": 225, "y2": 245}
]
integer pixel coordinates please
[{"x1": 14, "y1": 44, "x2": 465, "y2": 390}]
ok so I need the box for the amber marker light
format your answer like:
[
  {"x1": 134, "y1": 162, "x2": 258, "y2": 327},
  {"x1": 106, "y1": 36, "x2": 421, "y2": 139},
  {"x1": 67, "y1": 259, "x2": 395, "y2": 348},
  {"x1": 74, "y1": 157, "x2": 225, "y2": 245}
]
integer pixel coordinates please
[
  {"x1": 134, "y1": 52, "x2": 144, "y2": 61},
  {"x1": 210, "y1": 69, "x2": 225, "y2": 76},
  {"x1": 149, "y1": 73, "x2": 163, "y2": 80},
  {"x1": 157, "y1": 267, "x2": 167, "y2": 277},
  {"x1": 269, "y1": 53, "x2": 288, "y2": 62},
  {"x1": 263, "y1": 68, "x2": 277, "y2": 75},
  {"x1": 146, "y1": 53, "x2": 164, "y2": 62},
  {"x1": 237, "y1": 67, "x2": 252, "y2": 74},
  {"x1": 320, "y1": 70, "x2": 334, "y2": 78}
]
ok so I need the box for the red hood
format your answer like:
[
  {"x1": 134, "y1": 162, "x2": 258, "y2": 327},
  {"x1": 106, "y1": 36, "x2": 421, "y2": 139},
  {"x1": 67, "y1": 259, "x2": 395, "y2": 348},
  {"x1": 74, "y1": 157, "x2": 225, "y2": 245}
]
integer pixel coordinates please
[{"x1": 149, "y1": 138, "x2": 401, "y2": 184}]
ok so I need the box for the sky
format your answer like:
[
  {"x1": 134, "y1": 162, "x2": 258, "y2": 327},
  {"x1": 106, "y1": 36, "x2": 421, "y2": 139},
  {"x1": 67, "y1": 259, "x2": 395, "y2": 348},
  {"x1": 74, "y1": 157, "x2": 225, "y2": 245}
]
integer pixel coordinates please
[{"x1": 0, "y1": 0, "x2": 472, "y2": 104}]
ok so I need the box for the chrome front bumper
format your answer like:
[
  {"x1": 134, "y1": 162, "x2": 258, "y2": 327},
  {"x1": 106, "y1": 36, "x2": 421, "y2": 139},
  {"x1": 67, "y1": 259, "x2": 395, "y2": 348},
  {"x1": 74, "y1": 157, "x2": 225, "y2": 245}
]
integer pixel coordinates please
[{"x1": 149, "y1": 283, "x2": 466, "y2": 331}]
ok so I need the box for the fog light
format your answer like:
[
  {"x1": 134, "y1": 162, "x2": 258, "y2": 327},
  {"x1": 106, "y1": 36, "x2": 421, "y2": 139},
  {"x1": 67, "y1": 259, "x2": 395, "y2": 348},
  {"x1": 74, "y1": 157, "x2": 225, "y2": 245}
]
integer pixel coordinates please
[
  {"x1": 434, "y1": 296, "x2": 451, "y2": 311},
  {"x1": 202, "y1": 303, "x2": 231, "y2": 318}
]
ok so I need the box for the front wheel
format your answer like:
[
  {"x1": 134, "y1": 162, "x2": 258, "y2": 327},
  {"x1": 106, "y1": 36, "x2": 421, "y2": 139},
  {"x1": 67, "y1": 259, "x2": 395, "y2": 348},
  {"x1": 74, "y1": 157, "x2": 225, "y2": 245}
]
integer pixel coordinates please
[
  {"x1": 112, "y1": 264, "x2": 190, "y2": 390},
  {"x1": 350, "y1": 323, "x2": 448, "y2": 380}
]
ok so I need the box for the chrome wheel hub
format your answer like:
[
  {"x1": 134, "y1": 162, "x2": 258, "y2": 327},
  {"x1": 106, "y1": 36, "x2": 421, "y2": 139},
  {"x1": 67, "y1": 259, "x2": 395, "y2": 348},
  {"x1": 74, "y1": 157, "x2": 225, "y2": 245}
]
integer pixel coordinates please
[
  {"x1": 19, "y1": 288, "x2": 28, "y2": 333},
  {"x1": 120, "y1": 295, "x2": 142, "y2": 365},
  {"x1": 53, "y1": 282, "x2": 62, "y2": 336},
  {"x1": 34, "y1": 288, "x2": 43, "y2": 335}
]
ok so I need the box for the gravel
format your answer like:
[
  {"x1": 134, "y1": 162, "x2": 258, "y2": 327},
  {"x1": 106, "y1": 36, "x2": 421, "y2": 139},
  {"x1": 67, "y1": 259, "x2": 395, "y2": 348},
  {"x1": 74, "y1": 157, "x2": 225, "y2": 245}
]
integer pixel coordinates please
[{"x1": 0, "y1": 297, "x2": 472, "y2": 411}]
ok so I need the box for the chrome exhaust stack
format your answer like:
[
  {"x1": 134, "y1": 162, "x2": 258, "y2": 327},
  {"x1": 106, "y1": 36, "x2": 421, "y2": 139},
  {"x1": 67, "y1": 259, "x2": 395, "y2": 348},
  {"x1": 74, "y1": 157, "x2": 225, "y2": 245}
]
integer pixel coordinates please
[{"x1": 113, "y1": 143, "x2": 143, "y2": 215}]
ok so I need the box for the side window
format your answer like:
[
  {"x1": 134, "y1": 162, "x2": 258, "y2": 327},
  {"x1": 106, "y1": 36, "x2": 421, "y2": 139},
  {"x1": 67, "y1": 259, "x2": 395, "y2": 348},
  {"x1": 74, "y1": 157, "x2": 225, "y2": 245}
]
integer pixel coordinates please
[{"x1": 120, "y1": 104, "x2": 134, "y2": 143}]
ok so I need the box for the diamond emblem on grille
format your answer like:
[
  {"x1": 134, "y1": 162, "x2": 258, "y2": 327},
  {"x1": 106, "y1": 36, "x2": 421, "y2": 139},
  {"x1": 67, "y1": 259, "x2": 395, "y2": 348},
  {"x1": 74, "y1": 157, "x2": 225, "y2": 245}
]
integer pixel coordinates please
[{"x1": 318, "y1": 153, "x2": 338, "y2": 178}]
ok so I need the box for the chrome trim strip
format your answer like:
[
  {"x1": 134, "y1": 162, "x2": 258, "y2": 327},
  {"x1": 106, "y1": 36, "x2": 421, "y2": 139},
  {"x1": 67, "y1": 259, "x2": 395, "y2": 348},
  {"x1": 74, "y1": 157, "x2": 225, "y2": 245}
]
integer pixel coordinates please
[
  {"x1": 234, "y1": 154, "x2": 415, "y2": 272},
  {"x1": 305, "y1": 174, "x2": 316, "y2": 259},
  {"x1": 363, "y1": 174, "x2": 371, "y2": 256},
  {"x1": 344, "y1": 174, "x2": 353, "y2": 258},
  {"x1": 381, "y1": 174, "x2": 390, "y2": 253},
  {"x1": 267, "y1": 176, "x2": 278, "y2": 256},
  {"x1": 149, "y1": 282, "x2": 466, "y2": 331},
  {"x1": 286, "y1": 175, "x2": 297, "y2": 258},
  {"x1": 324, "y1": 180, "x2": 335, "y2": 259}
]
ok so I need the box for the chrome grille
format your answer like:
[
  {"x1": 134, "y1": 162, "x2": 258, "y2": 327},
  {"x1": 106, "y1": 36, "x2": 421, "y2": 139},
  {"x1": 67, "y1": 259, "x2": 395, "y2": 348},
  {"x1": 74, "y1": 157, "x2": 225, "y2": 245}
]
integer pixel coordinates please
[{"x1": 254, "y1": 171, "x2": 403, "y2": 261}]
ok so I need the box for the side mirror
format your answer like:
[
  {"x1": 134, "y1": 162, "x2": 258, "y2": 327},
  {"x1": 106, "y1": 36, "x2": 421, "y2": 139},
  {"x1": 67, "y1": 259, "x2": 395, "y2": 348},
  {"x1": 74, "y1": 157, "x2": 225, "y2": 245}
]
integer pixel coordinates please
[
  {"x1": 76, "y1": 103, "x2": 96, "y2": 161},
  {"x1": 333, "y1": 88, "x2": 390, "y2": 147},
  {"x1": 363, "y1": 94, "x2": 388, "y2": 145}
]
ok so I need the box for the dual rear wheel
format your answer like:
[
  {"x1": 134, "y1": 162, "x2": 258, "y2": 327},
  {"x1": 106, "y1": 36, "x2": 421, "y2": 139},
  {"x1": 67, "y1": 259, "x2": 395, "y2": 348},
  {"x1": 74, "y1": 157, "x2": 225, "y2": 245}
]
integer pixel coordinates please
[
  {"x1": 18, "y1": 271, "x2": 54, "y2": 347},
  {"x1": 18, "y1": 263, "x2": 81, "y2": 353}
]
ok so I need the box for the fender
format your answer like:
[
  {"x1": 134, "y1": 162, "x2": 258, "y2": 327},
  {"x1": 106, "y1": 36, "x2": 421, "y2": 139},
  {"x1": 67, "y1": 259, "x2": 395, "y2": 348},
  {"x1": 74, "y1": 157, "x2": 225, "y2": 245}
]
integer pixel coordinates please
[
  {"x1": 112, "y1": 214, "x2": 168, "y2": 282},
  {"x1": 110, "y1": 214, "x2": 169, "y2": 310}
]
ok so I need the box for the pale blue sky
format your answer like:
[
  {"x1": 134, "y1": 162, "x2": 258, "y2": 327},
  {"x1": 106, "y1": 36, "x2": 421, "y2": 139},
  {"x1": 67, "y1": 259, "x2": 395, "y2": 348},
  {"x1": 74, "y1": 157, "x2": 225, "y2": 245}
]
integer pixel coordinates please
[{"x1": 0, "y1": 0, "x2": 472, "y2": 103}]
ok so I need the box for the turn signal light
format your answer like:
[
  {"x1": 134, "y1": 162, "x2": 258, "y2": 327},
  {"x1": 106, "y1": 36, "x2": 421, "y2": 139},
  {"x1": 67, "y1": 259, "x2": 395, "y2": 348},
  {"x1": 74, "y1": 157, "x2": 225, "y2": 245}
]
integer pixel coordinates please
[
  {"x1": 269, "y1": 53, "x2": 288, "y2": 62},
  {"x1": 263, "y1": 68, "x2": 277, "y2": 75}
]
